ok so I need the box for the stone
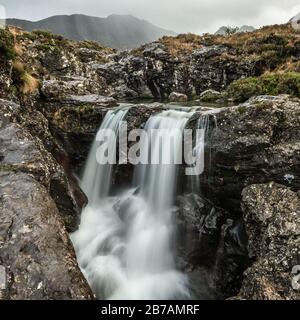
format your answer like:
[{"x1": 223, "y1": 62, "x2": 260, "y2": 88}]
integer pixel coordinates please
[
  {"x1": 0, "y1": 99, "x2": 86, "y2": 232},
  {"x1": 169, "y1": 92, "x2": 188, "y2": 103},
  {"x1": 64, "y1": 94, "x2": 117, "y2": 107},
  {"x1": 176, "y1": 193, "x2": 248, "y2": 299},
  {"x1": 204, "y1": 95, "x2": 300, "y2": 215},
  {"x1": 199, "y1": 89, "x2": 221, "y2": 102},
  {"x1": 0, "y1": 172, "x2": 93, "y2": 300},
  {"x1": 235, "y1": 182, "x2": 300, "y2": 300},
  {"x1": 41, "y1": 78, "x2": 104, "y2": 102}
]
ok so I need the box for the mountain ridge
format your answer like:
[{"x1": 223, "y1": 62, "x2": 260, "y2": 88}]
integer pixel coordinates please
[{"x1": 6, "y1": 14, "x2": 176, "y2": 49}]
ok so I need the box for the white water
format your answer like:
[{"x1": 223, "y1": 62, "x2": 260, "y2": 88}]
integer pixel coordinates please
[
  {"x1": 189, "y1": 111, "x2": 218, "y2": 193},
  {"x1": 71, "y1": 108, "x2": 193, "y2": 300}
]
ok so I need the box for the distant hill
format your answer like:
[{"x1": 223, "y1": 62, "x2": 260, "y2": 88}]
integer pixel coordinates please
[
  {"x1": 6, "y1": 14, "x2": 176, "y2": 49},
  {"x1": 215, "y1": 25, "x2": 256, "y2": 35}
]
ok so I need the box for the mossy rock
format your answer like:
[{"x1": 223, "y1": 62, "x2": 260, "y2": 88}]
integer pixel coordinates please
[
  {"x1": 199, "y1": 89, "x2": 221, "y2": 102},
  {"x1": 0, "y1": 164, "x2": 19, "y2": 172}
]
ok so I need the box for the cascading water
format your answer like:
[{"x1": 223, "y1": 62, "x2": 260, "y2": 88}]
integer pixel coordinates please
[
  {"x1": 80, "y1": 107, "x2": 130, "y2": 201},
  {"x1": 71, "y1": 108, "x2": 194, "y2": 300},
  {"x1": 189, "y1": 111, "x2": 217, "y2": 193}
]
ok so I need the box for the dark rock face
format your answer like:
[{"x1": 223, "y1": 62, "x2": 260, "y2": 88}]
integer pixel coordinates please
[
  {"x1": 94, "y1": 43, "x2": 258, "y2": 99},
  {"x1": 0, "y1": 172, "x2": 93, "y2": 300},
  {"x1": 205, "y1": 95, "x2": 300, "y2": 215},
  {"x1": 189, "y1": 46, "x2": 255, "y2": 95},
  {"x1": 93, "y1": 43, "x2": 177, "y2": 99},
  {"x1": 235, "y1": 183, "x2": 300, "y2": 300},
  {"x1": 0, "y1": 99, "x2": 86, "y2": 232},
  {"x1": 188, "y1": 95, "x2": 300, "y2": 299},
  {"x1": 176, "y1": 193, "x2": 248, "y2": 299},
  {"x1": 41, "y1": 95, "x2": 118, "y2": 172}
]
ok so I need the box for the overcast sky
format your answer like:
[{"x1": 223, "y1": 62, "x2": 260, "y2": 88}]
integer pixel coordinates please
[{"x1": 1, "y1": 0, "x2": 300, "y2": 34}]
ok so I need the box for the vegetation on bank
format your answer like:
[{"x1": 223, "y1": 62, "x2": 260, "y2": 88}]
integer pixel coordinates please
[
  {"x1": 159, "y1": 23, "x2": 300, "y2": 101},
  {"x1": 160, "y1": 24, "x2": 299, "y2": 58},
  {"x1": 0, "y1": 29, "x2": 17, "y2": 60},
  {"x1": 1, "y1": 22, "x2": 300, "y2": 101},
  {"x1": 0, "y1": 28, "x2": 39, "y2": 94},
  {"x1": 160, "y1": 23, "x2": 300, "y2": 74},
  {"x1": 12, "y1": 60, "x2": 40, "y2": 94},
  {"x1": 226, "y1": 72, "x2": 300, "y2": 102}
]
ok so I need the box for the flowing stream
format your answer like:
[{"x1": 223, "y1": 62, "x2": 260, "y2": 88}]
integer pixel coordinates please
[{"x1": 71, "y1": 107, "x2": 195, "y2": 299}]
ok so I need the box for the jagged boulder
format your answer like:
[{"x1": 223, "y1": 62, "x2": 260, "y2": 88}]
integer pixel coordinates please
[
  {"x1": 0, "y1": 172, "x2": 93, "y2": 300},
  {"x1": 40, "y1": 77, "x2": 105, "y2": 101},
  {"x1": 169, "y1": 92, "x2": 188, "y2": 103},
  {"x1": 235, "y1": 182, "x2": 300, "y2": 300},
  {"x1": 199, "y1": 89, "x2": 222, "y2": 102}
]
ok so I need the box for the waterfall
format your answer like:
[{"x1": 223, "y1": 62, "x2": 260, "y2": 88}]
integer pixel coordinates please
[
  {"x1": 80, "y1": 107, "x2": 129, "y2": 201},
  {"x1": 190, "y1": 111, "x2": 217, "y2": 193},
  {"x1": 71, "y1": 108, "x2": 193, "y2": 300}
]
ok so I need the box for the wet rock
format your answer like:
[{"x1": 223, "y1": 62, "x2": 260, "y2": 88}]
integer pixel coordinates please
[
  {"x1": 235, "y1": 183, "x2": 300, "y2": 300},
  {"x1": 0, "y1": 99, "x2": 86, "y2": 232},
  {"x1": 64, "y1": 94, "x2": 117, "y2": 107},
  {"x1": 205, "y1": 95, "x2": 300, "y2": 215},
  {"x1": 190, "y1": 46, "x2": 256, "y2": 95},
  {"x1": 176, "y1": 193, "x2": 248, "y2": 299},
  {"x1": 142, "y1": 43, "x2": 170, "y2": 60},
  {"x1": 93, "y1": 61, "x2": 126, "y2": 84},
  {"x1": 42, "y1": 49, "x2": 71, "y2": 73},
  {"x1": 88, "y1": 41, "x2": 258, "y2": 99},
  {"x1": 36, "y1": 93, "x2": 117, "y2": 172},
  {"x1": 51, "y1": 104, "x2": 107, "y2": 171},
  {"x1": 0, "y1": 172, "x2": 93, "y2": 300},
  {"x1": 41, "y1": 77, "x2": 105, "y2": 101},
  {"x1": 169, "y1": 92, "x2": 188, "y2": 103},
  {"x1": 41, "y1": 94, "x2": 117, "y2": 119},
  {"x1": 0, "y1": 105, "x2": 54, "y2": 186}
]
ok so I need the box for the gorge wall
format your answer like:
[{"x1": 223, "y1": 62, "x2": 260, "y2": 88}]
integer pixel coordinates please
[{"x1": 0, "y1": 24, "x2": 299, "y2": 299}]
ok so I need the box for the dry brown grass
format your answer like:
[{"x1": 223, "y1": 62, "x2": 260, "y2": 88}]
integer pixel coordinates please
[
  {"x1": 8, "y1": 26, "x2": 25, "y2": 37},
  {"x1": 158, "y1": 23, "x2": 300, "y2": 58},
  {"x1": 12, "y1": 60, "x2": 39, "y2": 94},
  {"x1": 12, "y1": 60, "x2": 25, "y2": 72},
  {"x1": 210, "y1": 23, "x2": 299, "y2": 47},
  {"x1": 160, "y1": 33, "x2": 202, "y2": 57},
  {"x1": 277, "y1": 58, "x2": 300, "y2": 72},
  {"x1": 14, "y1": 43, "x2": 23, "y2": 55},
  {"x1": 21, "y1": 73, "x2": 39, "y2": 94}
]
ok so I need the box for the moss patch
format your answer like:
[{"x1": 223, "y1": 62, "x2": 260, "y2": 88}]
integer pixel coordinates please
[
  {"x1": 226, "y1": 72, "x2": 300, "y2": 102},
  {"x1": 0, "y1": 29, "x2": 17, "y2": 60}
]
